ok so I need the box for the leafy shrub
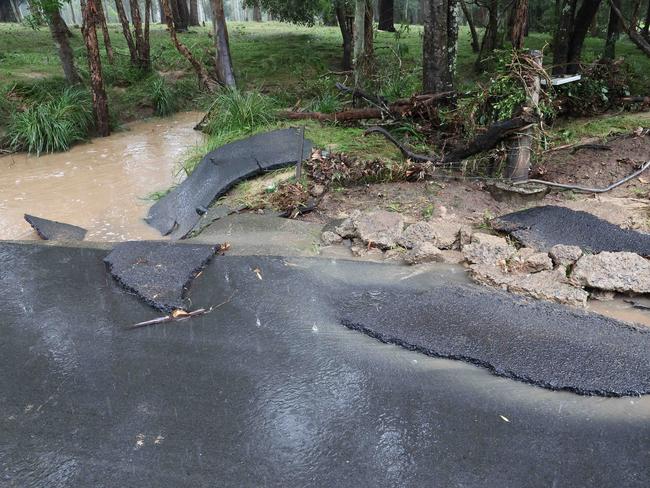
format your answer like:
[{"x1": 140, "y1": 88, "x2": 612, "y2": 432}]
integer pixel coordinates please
[{"x1": 8, "y1": 87, "x2": 93, "y2": 155}]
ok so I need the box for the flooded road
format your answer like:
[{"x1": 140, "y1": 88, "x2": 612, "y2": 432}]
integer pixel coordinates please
[{"x1": 0, "y1": 112, "x2": 204, "y2": 241}]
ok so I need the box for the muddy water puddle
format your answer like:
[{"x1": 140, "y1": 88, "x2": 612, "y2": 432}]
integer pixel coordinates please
[
  {"x1": 589, "y1": 297, "x2": 650, "y2": 328},
  {"x1": 0, "y1": 112, "x2": 204, "y2": 241}
]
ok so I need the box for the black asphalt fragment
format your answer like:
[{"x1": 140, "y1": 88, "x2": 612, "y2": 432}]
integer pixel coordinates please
[
  {"x1": 492, "y1": 205, "x2": 650, "y2": 254},
  {"x1": 103, "y1": 241, "x2": 218, "y2": 312},
  {"x1": 146, "y1": 128, "x2": 313, "y2": 239},
  {"x1": 2, "y1": 243, "x2": 650, "y2": 487},
  {"x1": 24, "y1": 214, "x2": 87, "y2": 241}
]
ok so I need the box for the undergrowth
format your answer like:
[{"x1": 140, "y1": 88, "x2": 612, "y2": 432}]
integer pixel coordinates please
[{"x1": 7, "y1": 87, "x2": 93, "y2": 154}]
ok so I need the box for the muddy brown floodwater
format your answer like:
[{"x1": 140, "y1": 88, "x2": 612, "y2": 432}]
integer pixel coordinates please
[{"x1": 0, "y1": 112, "x2": 204, "y2": 241}]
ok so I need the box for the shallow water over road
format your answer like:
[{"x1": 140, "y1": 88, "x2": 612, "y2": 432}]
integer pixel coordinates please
[{"x1": 0, "y1": 112, "x2": 204, "y2": 241}]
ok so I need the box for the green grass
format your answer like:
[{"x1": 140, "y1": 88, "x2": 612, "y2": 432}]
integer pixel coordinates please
[
  {"x1": 1, "y1": 21, "x2": 649, "y2": 157},
  {"x1": 7, "y1": 87, "x2": 93, "y2": 154}
]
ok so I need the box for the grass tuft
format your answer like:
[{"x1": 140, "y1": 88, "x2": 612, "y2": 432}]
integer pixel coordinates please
[
  {"x1": 203, "y1": 88, "x2": 276, "y2": 135},
  {"x1": 7, "y1": 87, "x2": 93, "y2": 155},
  {"x1": 149, "y1": 76, "x2": 177, "y2": 116}
]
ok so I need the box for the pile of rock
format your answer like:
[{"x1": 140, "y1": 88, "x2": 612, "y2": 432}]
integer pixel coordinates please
[
  {"x1": 321, "y1": 210, "x2": 650, "y2": 309},
  {"x1": 321, "y1": 210, "x2": 470, "y2": 264}
]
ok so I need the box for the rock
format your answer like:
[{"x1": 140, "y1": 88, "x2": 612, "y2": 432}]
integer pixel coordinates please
[
  {"x1": 383, "y1": 248, "x2": 406, "y2": 262},
  {"x1": 405, "y1": 242, "x2": 444, "y2": 265},
  {"x1": 432, "y1": 220, "x2": 463, "y2": 249},
  {"x1": 439, "y1": 250, "x2": 464, "y2": 264},
  {"x1": 458, "y1": 225, "x2": 473, "y2": 248},
  {"x1": 397, "y1": 221, "x2": 437, "y2": 249},
  {"x1": 469, "y1": 265, "x2": 589, "y2": 307},
  {"x1": 510, "y1": 248, "x2": 553, "y2": 273},
  {"x1": 572, "y1": 252, "x2": 650, "y2": 294},
  {"x1": 353, "y1": 210, "x2": 404, "y2": 249},
  {"x1": 549, "y1": 245, "x2": 583, "y2": 266},
  {"x1": 462, "y1": 233, "x2": 516, "y2": 267},
  {"x1": 486, "y1": 182, "x2": 549, "y2": 204},
  {"x1": 334, "y1": 211, "x2": 360, "y2": 239},
  {"x1": 321, "y1": 230, "x2": 342, "y2": 246}
]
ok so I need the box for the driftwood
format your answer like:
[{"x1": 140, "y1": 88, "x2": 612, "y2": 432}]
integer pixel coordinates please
[
  {"x1": 278, "y1": 91, "x2": 456, "y2": 122},
  {"x1": 366, "y1": 115, "x2": 535, "y2": 165}
]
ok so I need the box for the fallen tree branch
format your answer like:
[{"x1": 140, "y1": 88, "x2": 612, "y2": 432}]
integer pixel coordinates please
[
  {"x1": 335, "y1": 82, "x2": 388, "y2": 106},
  {"x1": 365, "y1": 115, "x2": 535, "y2": 165},
  {"x1": 514, "y1": 160, "x2": 650, "y2": 193}
]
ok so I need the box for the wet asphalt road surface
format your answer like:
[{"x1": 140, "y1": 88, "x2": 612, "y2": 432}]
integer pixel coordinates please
[
  {"x1": 492, "y1": 205, "x2": 650, "y2": 255},
  {"x1": 1, "y1": 242, "x2": 649, "y2": 487}
]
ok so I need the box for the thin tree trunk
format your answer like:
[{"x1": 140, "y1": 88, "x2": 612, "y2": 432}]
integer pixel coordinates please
[
  {"x1": 210, "y1": 0, "x2": 236, "y2": 87},
  {"x1": 82, "y1": 0, "x2": 110, "y2": 136},
  {"x1": 603, "y1": 0, "x2": 621, "y2": 60},
  {"x1": 115, "y1": 0, "x2": 138, "y2": 63},
  {"x1": 460, "y1": 0, "x2": 479, "y2": 52},
  {"x1": 509, "y1": 0, "x2": 528, "y2": 49},
  {"x1": 353, "y1": 0, "x2": 374, "y2": 87},
  {"x1": 423, "y1": 0, "x2": 451, "y2": 92},
  {"x1": 162, "y1": 0, "x2": 215, "y2": 89},
  {"x1": 475, "y1": 0, "x2": 498, "y2": 70},
  {"x1": 189, "y1": 0, "x2": 199, "y2": 24},
  {"x1": 96, "y1": 0, "x2": 114, "y2": 63},
  {"x1": 252, "y1": 0, "x2": 261, "y2": 21},
  {"x1": 11, "y1": 0, "x2": 22, "y2": 21},
  {"x1": 608, "y1": 0, "x2": 650, "y2": 57},
  {"x1": 48, "y1": 8, "x2": 82, "y2": 84},
  {"x1": 144, "y1": 0, "x2": 151, "y2": 66},
  {"x1": 552, "y1": 0, "x2": 578, "y2": 75},
  {"x1": 566, "y1": 0, "x2": 602, "y2": 74},
  {"x1": 130, "y1": 0, "x2": 148, "y2": 68},
  {"x1": 378, "y1": 0, "x2": 395, "y2": 32},
  {"x1": 69, "y1": 1, "x2": 77, "y2": 24},
  {"x1": 335, "y1": 0, "x2": 354, "y2": 70}
]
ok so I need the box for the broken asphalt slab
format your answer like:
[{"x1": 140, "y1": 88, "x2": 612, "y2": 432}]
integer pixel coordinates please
[
  {"x1": 24, "y1": 214, "x2": 87, "y2": 241},
  {"x1": 145, "y1": 128, "x2": 313, "y2": 240},
  {"x1": 492, "y1": 205, "x2": 650, "y2": 255},
  {"x1": 104, "y1": 241, "x2": 219, "y2": 312},
  {"x1": 1, "y1": 242, "x2": 650, "y2": 487}
]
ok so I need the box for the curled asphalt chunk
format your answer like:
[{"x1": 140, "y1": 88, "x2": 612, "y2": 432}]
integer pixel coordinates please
[
  {"x1": 338, "y1": 284, "x2": 650, "y2": 396},
  {"x1": 24, "y1": 214, "x2": 87, "y2": 241},
  {"x1": 146, "y1": 128, "x2": 313, "y2": 239},
  {"x1": 492, "y1": 205, "x2": 650, "y2": 255},
  {"x1": 104, "y1": 241, "x2": 219, "y2": 312}
]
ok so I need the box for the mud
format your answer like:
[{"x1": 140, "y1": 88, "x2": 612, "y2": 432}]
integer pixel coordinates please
[
  {"x1": 0, "y1": 112, "x2": 204, "y2": 241},
  {"x1": 1, "y1": 242, "x2": 649, "y2": 487}
]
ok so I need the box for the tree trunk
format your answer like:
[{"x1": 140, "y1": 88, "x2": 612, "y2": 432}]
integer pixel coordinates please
[
  {"x1": 115, "y1": 0, "x2": 138, "y2": 64},
  {"x1": 565, "y1": 0, "x2": 602, "y2": 74},
  {"x1": 175, "y1": 0, "x2": 189, "y2": 30},
  {"x1": 210, "y1": 0, "x2": 235, "y2": 87},
  {"x1": 353, "y1": 0, "x2": 374, "y2": 87},
  {"x1": 69, "y1": 2, "x2": 77, "y2": 24},
  {"x1": 459, "y1": 0, "x2": 480, "y2": 53},
  {"x1": 642, "y1": 0, "x2": 649, "y2": 39},
  {"x1": 95, "y1": 0, "x2": 114, "y2": 63},
  {"x1": 551, "y1": 0, "x2": 577, "y2": 75},
  {"x1": 378, "y1": 0, "x2": 395, "y2": 32},
  {"x1": 0, "y1": 0, "x2": 18, "y2": 22},
  {"x1": 475, "y1": 0, "x2": 498, "y2": 70},
  {"x1": 335, "y1": 1, "x2": 354, "y2": 70},
  {"x1": 130, "y1": 0, "x2": 149, "y2": 68},
  {"x1": 608, "y1": 0, "x2": 650, "y2": 57},
  {"x1": 162, "y1": 0, "x2": 215, "y2": 89},
  {"x1": 11, "y1": 0, "x2": 22, "y2": 21},
  {"x1": 144, "y1": 0, "x2": 151, "y2": 67},
  {"x1": 48, "y1": 8, "x2": 82, "y2": 84},
  {"x1": 189, "y1": 0, "x2": 199, "y2": 24},
  {"x1": 82, "y1": 0, "x2": 110, "y2": 137},
  {"x1": 424, "y1": 0, "x2": 455, "y2": 91},
  {"x1": 602, "y1": 0, "x2": 621, "y2": 60},
  {"x1": 252, "y1": 1, "x2": 261, "y2": 21},
  {"x1": 509, "y1": 0, "x2": 528, "y2": 49}
]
